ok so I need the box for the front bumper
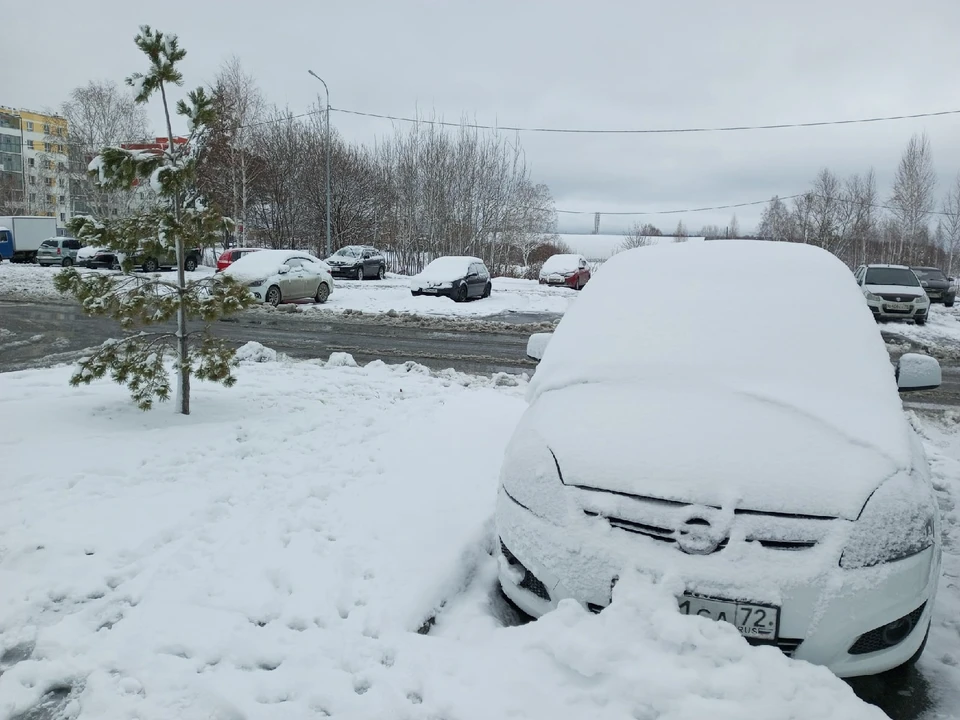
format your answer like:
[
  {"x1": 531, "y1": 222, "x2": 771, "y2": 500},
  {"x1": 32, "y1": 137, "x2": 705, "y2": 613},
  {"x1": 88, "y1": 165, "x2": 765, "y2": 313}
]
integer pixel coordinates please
[
  {"x1": 496, "y1": 488, "x2": 939, "y2": 677},
  {"x1": 329, "y1": 265, "x2": 363, "y2": 278},
  {"x1": 411, "y1": 285, "x2": 455, "y2": 298},
  {"x1": 539, "y1": 275, "x2": 576, "y2": 287},
  {"x1": 925, "y1": 290, "x2": 956, "y2": 304},
  {"x1": 866, "y1": 299, "x2": 928, "y2": 322}
]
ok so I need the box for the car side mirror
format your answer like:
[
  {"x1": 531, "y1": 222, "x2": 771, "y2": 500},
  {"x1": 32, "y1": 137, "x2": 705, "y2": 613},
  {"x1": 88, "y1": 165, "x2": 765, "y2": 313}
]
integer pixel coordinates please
[
  {"x1": 278, "y1": 265, "x2": 290, "y2": 274},
  {"x1": 527, "y1": 332, "x2": 553, "y2": 361},
  {"x1": 467, "y1": 272, "x2": 478, "y2": 279},
  {"x1": 897, "y1": 353, "x2": 941, "y2": 392}
]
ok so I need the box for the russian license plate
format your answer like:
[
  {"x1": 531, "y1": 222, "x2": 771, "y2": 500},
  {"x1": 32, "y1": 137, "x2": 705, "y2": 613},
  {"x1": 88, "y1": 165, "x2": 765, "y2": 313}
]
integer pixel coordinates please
[
  {"x1": 886, "y1": 302, "x2": 911, "y2": 311},
  {"x1": 678, "y1": 594, "x2": 779, "y2": 640},
  {"x1": 423, "y1": 288, "x2": 438, "y2": 294}
]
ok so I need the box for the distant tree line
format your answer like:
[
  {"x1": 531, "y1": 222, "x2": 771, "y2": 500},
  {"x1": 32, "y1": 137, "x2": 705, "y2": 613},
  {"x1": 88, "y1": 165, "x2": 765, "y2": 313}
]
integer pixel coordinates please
[{"x1": 756, "y1": 132, "x2": 960, "y2": 275}]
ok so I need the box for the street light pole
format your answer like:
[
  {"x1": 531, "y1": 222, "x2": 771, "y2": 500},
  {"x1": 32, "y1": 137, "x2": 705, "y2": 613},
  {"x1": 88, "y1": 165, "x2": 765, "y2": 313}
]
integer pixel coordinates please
[{"x1": 307, "y1": 70, "x2": 332, "y2": 258}]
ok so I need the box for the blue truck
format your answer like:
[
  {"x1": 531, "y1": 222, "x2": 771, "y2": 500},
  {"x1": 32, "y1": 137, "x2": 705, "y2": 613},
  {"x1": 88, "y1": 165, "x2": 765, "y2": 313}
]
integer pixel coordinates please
[{"x1": 0, "y1": 216, "x2": 59, "y2": 263}]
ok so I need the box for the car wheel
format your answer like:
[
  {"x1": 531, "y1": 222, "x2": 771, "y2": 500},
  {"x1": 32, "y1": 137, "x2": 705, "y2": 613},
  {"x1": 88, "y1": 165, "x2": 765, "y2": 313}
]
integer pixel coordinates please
[
  {"x1": 110, "y1": 258, "x2": 122, "y2": 271},
  {"x1": 184, "y1": 257, "x2": 198, "y2": 272},
  {"x1": 356, "y1": 267, "x2": 364, "y2": 281},
  {"x1": 142, "y1": 258, "x2": 159, "y2": 273},
  {"x1": 946, "y1": 301, "x2": 955, "y2": 308},
  {"x1": 455, "y1": 284, "x2": 468, "y2": 302},
  {"x1": 916, "y1": 317, "x2": 927, "y2": 326},
  {"x1": 377, "y1": 265, "x2": 385, "y2": 280},
  {"x1": 411, "y1": 290, "x2": 422, "y2": 297},
  {"x1": 314, "y1": 282, "x2": 330, "y2": 304},
  {"x1": 482, "y1": 282, "x2": 492, "y2": 298},
  {"x1": 61, "y1": 257, "x2": 73, "y2": 267},
  {"x1": 266, "y1": 285, "x2": 282, "y2": 306}
]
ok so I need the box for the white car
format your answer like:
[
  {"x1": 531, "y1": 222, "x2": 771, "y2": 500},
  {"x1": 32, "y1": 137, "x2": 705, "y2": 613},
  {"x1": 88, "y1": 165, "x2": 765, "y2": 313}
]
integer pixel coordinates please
[
  {"x1": 223, "y1": 249, "x2": 333, "y2": 306},
  {"x1": 497, "y1": 240, "x2": 942, "y2": 678},
  {"x1": 854, "y1": 264, "x2": 929, "y2": 325}
]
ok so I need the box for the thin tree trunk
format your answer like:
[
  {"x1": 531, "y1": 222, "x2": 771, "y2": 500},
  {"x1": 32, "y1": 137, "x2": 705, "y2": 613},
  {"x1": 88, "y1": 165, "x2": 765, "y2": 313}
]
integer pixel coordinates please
[{"x1": 160, "y1": 81, "x2": 190, "y2": 415}]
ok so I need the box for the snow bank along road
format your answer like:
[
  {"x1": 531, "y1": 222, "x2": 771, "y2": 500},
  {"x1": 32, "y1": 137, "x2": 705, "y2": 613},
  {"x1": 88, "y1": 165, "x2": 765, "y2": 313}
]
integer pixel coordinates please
[
  {"x1": 2, "y1": 355, "x2": 958, "y2": 719},
  {"x1": 0, "y1": 298, "x2": 546, "y2": 377}
]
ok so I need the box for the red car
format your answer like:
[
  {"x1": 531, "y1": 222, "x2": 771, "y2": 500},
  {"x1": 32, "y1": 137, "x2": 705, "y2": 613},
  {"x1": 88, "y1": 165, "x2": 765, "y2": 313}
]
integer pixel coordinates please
[
  {"x1": 538, "y1": 253, "x2": 591, "y2": 290},
  {"x1": 216, "y1": 247, "x2": 263, "y2": 272}
]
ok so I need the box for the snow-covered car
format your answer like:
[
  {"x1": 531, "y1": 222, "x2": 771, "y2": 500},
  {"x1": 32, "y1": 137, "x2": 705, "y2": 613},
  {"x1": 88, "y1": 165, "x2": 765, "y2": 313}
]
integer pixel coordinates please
[
  {"x1": 911, "y1": 266, "x2": 956, "y2": 307},
  {"x1": 223, "y1": 249, "x2": 333, "y2": 306},
  {"x1": 325, "y1": 245, "x2": 387, "y2": 281},
  {"x1": 497, "y1": 240, "x2": 943, "y2": 678},
  {"x1": 854, "y1": 264, "x2": 929, "y2": 324},
  {"x1": 76, "y1": 244, "x2": 104, "y2": 268},
  {"x1": 539, "y1": 253, "x2": 591, "y2": 290},
  {"x1": 410, "y1": 256, "x2": 492, "y2": 302}
]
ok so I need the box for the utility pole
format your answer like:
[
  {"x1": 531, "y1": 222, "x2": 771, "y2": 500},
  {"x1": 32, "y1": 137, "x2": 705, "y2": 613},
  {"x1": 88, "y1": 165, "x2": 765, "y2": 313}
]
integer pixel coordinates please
[{"x1": 307, "y1": 70, "x2": 332, "y2": 258}]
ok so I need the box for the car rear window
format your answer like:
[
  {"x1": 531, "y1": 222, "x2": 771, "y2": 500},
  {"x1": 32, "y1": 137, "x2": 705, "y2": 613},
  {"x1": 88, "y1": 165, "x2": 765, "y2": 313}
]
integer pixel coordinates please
[
  {"x1": 864, "y1": 267, "x2": 921, "y2": 287},
  {"x1": 41, "y1": 240, "x2": 58, "y2": 248}
]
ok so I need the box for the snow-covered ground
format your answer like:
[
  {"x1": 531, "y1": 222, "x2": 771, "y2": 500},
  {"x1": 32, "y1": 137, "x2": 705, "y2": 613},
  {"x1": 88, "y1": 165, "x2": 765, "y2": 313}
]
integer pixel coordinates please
[
  {"x1": 2, "y1": 352, "x2": 958, "y2": 719},
  {"x1": 0, "y1": 263, "x2": 575, "y2": 319},
  {"x1": 883, "y1": 305, "x2": 960, "y2": 352}
]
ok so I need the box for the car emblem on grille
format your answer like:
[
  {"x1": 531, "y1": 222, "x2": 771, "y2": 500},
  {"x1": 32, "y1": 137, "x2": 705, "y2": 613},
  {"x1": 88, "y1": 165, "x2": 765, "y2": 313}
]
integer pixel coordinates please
[
  {"x1": 676, "y1": 511, "x2": 728, "y2": 555},
  {"x1": 896, "y1": 296, "x2": 902, "y2": 302}
]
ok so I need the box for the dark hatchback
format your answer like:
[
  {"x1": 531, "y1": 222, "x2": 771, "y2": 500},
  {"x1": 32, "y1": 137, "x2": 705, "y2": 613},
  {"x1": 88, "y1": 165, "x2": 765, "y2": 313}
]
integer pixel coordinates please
[
  {"x1": 912, "y1": 267, "x2": 956, "y2": 307},
  {"x1": 324, "y1": 246, "x2": 387, "y2": 280},
  {"x1": 84, "y1": 247, "x2": 204, "y2": 272}
]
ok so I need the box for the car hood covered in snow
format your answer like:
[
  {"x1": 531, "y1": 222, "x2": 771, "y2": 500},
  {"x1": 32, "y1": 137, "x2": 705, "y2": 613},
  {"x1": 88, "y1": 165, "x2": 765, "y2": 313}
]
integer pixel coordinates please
[
  {"x1": 527, "y1": 383, "x2": 907, "y2": 520},
  {"x1": 526, "y1": 241, "x2": 916, "y2": 520},
  {"x1": 540, "y1": 254, "x2": 582, "y2": 276},
  {"x1": 410, "y1": 256, "x2": 480, "y2": 288},
  {"x1": 865, "y1": 283, "x2": 926, "y2": 297}
]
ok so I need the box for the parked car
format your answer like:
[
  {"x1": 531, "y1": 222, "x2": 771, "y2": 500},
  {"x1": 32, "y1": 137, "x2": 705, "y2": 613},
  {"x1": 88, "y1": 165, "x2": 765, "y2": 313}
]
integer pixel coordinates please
[
  {"x1": 855, "y1": 264, "x2": 929, "y2": 325},
  {"x1": 498, "y1": 240, "x2": 942, "y2": 678},
  {"x1": 216, "y1": 247, "x2": 263, "y2": 273},
  {"x1": 325, "y1": 245, "x2": 387, "y2": 281},
  {"x1": 410, "y1": 257, "x2": 491, "y2": 302},
  {"x1": 36, "y1": 237, "x2": 82, "y2": 267},
  {"x1": 223, "y1": 249, "x2": 333, "y2": 306},
  {"x1": 539, "y1": 253, "x2": 591, "y2": 290},
  {"x1": 76, "y1": 245, "x2": 104, "y2": 267},
  {"x1": 86, "y1": 246, "x2": 204, "y2": 272},
  {"x1": 911, "y1": 266, "x2": 956, "y2": 307}
]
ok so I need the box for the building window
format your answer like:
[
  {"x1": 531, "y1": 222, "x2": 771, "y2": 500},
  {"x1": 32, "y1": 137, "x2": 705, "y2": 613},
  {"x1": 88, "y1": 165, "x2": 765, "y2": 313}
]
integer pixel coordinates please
[
  {"x1": 43, "y1": 124, "x2": 50, "y2": 134},
  {"x1": 44, "y1": 143, "x2": 51, "y2": 152},
  {"x1": 29, "y1": 193, "x2": 36, "y2": 203},
  {"x1": 26, "y1": 121, "x2": 34, "y2": 131},
  {"x1": 29, "y1": 176, "x2": 35, "y2": 185},
  {"x1": 57, "y1": 162, "x2": 65, "y2": 171},
  {"x1": 57, "y1": 144, "x2": 63, "y2": 153},
  {"x1": 60, "y1": 212, "x2": 66, "y2": 222},
  {"x1": 58, "y1": 195, "x2": 65, "y2": 204},
  {"x1": 58, "y1": 178, "x2": 65, "y2": 187},
  {"x1": 48, "y1": 194, "x2": 56, "y2": 205},
  {"x1": 27, "y1": 140, "x2": 34, "y2": 150},
  {"x1": 56, "y1": 127, "x2": 62, "y2": 136},
  {"x1": 28, "y1": 158, "x2": 34, "y2": 168}
]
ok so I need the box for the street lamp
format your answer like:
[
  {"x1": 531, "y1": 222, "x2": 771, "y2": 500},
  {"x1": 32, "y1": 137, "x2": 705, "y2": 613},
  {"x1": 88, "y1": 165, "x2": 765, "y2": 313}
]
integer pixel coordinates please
[{"x1": 307, "y1": 70, "x2": 332, "y2": 258}]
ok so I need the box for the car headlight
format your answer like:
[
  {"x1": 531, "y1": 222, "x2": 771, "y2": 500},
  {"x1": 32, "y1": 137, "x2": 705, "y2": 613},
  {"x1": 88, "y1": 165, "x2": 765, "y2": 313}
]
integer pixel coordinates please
[
  {"x1": 840, "y1": 474, "x2": 938, "y2": 569},
  {"x1": 247, "y1": 279, "x2": 266, "y2": 287},
  {"x1": 438, "y1": 282, "x2": 453, "y2": 289},
  {"x1": 499, "y1": 428, "x2": 567, "y2": 524},
  {"x1": 915, "y1": 295, "x2": 928, "y2": 303},
  {"x1": 865, "y1": 292, "x2": 881, "y2": 301}
]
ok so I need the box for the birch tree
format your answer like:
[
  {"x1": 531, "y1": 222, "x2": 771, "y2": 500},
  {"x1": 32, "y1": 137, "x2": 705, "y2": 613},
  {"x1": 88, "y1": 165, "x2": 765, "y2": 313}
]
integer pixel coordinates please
[
  {"x1": 889, "y1": 132, "x2": 937, "y2": 263},
  {"x1": 54, "y1": 27, "x2": 253, "y2": 413},
  {"x1": 942, "y1": 173, "x2": 960, "y2": 277}
]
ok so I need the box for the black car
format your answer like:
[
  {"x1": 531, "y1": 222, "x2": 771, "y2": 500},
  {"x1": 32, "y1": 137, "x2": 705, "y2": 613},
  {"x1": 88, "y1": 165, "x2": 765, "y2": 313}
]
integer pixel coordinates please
[
  {"x1": 85, "y1": 247, "x2": 203, "y2": 272},
  {"x1": 912, "y1": 266, "x2": 956, "y2": 307},
  {"x1": 410, "y1": 256, "x2": 492, "y2": 302},
  {"x1": 325, "y1": 245, "x2": 387, "y2": 280}
]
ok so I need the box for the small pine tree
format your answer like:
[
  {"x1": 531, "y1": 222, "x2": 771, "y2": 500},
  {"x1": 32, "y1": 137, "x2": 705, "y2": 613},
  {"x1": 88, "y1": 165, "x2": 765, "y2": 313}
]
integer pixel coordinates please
[{"x1": 54, "y1": 26, "x2": 254, "y2": 414}]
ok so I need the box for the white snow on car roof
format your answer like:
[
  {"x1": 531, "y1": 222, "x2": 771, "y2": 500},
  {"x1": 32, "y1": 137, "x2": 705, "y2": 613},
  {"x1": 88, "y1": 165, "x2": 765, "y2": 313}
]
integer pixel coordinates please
[
  {"x1": 222, "y1": 249, "x2": 320, "y2": 282},
  {"x1": 415, "y1": 256, "x2": 482, "y2": 282},
  {"x1": 529, "y1": 240, "x2": 912, "y2": 506},
  {"x1": 541, "y1": 254, "x2": 583, "y2": 274}
]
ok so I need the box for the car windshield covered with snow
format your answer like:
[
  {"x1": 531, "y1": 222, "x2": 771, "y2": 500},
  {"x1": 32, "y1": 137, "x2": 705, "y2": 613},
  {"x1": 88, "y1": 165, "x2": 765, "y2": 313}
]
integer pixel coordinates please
[
  {"x1": 540, "y1": 254, "x2": 583, "y2": 275},
  {"x1": 864, "y1": 267, "x2": 921, "y2": 287},
  {"x1": 912, "y1": 267, "x2": 946, "y2": 282},
  {"x1": 333, "y1": 246, "x2": 361, "y2": 258}
]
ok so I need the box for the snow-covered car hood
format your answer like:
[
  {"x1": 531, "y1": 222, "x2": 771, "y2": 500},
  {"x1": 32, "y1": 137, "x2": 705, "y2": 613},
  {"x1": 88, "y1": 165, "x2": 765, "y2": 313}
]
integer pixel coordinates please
[
  {"x1": 526, "y1": 383, "x2": 912, "y2": 520},
  {"x1": 77, "y1": 246, "x2": 102, "y2": 260},
  {"x1": 865, "y1": 284, "x2": 926, "y2": 298},
  {"x1": 540, "y1": 254, "x2": 582, "y2": 277}
]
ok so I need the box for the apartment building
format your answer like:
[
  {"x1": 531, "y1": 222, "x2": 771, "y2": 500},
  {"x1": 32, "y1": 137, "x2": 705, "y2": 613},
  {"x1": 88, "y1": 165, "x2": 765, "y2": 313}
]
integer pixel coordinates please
[{"x1": 0, "y1": 107, "x2": 72, "y2": 230}]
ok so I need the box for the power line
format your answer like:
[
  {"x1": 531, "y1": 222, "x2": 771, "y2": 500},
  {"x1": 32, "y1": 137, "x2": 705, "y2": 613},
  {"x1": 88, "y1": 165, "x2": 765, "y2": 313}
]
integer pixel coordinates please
[
  {"x1": 550, "y1": 195, "x2": 802, "y2": 216},
  {"x1": 328, "y1": 107, "x2": 960, "y2": 135}
]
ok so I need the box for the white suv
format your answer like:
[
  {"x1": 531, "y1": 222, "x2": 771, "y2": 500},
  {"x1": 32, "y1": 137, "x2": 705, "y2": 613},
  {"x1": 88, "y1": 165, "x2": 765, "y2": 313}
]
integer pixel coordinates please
[{"x1": 855, "y1": 264, "x2": 929, "y2": 325}]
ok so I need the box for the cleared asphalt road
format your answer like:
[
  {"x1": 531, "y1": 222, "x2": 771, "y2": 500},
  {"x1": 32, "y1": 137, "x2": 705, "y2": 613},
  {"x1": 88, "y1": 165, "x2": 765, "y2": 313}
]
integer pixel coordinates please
[{"x1": 0, "y1": 298, "x2": 543, "y2": 376}]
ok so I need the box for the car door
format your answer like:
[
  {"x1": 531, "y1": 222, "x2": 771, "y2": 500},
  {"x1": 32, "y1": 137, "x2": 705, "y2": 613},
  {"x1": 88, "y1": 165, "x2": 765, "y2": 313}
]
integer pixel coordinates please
[
  {"x1": 299, "y1": 257, "x2": 324, "y2": 297},
  {"x1": 469, "y1": 263, "x2": 486, "y2": 297},
  {"x1": 281, "y1": 258, "x2": 308, "y2": 298}
]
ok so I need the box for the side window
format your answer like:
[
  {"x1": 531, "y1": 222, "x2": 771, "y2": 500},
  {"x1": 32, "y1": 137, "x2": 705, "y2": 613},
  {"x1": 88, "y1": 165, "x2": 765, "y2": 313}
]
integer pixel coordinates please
[{"x1": 285, "y1": 258, "x2": 303, "y2": 269}]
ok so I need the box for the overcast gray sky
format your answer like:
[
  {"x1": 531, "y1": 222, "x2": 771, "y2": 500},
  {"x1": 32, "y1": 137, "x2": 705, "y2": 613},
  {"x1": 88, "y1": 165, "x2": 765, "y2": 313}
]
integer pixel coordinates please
[{"x1": 6, "y1": 0, "x2": 960, "y2": 233}]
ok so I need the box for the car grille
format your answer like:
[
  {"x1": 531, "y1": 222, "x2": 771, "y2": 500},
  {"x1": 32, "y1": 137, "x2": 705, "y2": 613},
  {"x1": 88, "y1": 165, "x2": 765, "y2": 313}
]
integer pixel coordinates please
[
  {"x1": 747, "y1": 637, "x2": 805, "y2": 658},
  {"x1": 574, "y1": 488, "x2": 831, "y2": 556},
  {"x1": 878, "y1": 293, "x2": 921, "y2": 302},
  {"x1": 848, "y1": 603, "x2": 926, "y2": 655},
  {"x1": 500, "y1": 540, "x2": 551, "y2": 601}
]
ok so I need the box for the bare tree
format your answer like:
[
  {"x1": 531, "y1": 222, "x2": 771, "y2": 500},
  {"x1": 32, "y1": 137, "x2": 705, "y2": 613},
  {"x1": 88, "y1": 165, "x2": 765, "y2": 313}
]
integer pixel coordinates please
[
  {"x1": 57, "y1": 80, "x2": 153, "y2": 219},
  {"x1": 889, "y1": 132, "x2": 937, "y2": 264},
  {"x1": 757, "y1": 196, "x2": 792, "y2": 241},
  {"x1": 621, "y1": 222, "x2": 655, "y2": 251},
  {"x1": 673, "y1": 220, "x2": 688, "y2": 240},
  {"x1": 728, "y1": 214, "x2": 740, "y2": 238},
  {"x1": 698, "y1": 224, "x2": 722, "y2": 238},
  {"x1": 942, "y1": 172, "x2": 960, "y2": 277}
]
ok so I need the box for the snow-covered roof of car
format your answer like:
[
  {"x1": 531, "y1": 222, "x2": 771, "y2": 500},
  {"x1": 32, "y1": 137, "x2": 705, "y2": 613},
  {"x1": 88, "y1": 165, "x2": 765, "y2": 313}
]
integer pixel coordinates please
[
  {"x1": 528, "y1": 240, "x2": 912, "y2": 508},
  {"x1": 540, "y1": 254, "x2": 584, "y2": 274},
  {"x1": 415, "y1": 256, "x2": 483, "y2": 282},
  {"x1": 866, "y1": 263, "x2": 910, "y2": 269},
  {"x1": 223, "y1": 249, "x2": 325, "y2": 282}
]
